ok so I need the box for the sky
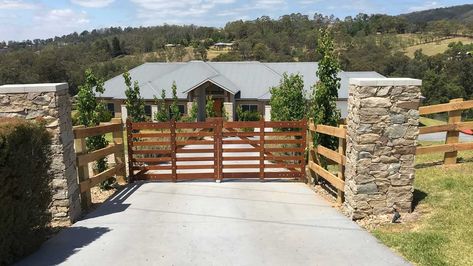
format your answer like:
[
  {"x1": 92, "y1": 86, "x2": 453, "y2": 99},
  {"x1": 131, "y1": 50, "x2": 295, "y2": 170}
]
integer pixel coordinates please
[{"x1": 0, "y1": 0, "x2": 471, "y2": 41}]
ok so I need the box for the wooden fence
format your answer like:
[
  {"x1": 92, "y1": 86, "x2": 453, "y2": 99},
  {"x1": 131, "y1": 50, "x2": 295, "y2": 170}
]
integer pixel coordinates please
[
  {"x1": 417, "y1": 98, "x2": 473, "y2": 164},
  {"x1": 73, "y1": 118, "x2": 126, "y2": 208},
  {"x1": 307, "y1": 120, "x2": 347, "y2": 204},
  {"x1": 127, "y1": 118, "x2": 306, "y2": 182}
]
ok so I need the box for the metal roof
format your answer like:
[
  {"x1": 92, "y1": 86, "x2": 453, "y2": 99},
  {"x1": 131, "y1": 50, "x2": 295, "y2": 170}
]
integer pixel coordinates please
[{"x1": 101, "y1": 61, "x2": 385, "y2": 100}]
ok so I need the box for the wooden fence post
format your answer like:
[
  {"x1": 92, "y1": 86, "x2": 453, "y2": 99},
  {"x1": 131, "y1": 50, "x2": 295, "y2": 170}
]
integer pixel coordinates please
[
  {"x1": 126, "y1": 119, "x2": 134, "y2": 183},
  {"x1": 307, "y1": 119, "x2": 317, "y2": 184},
  {"x1": 170, "y1": 119, "x2": 177, "y2": 182},
  {"x1": 444, "y1": 98, "x2": 463, "y2": 165},
  {"x1": 300, "y1": 118, "x2": 307, "y2": 183},
  {"x1": 74, "y1": 126, "x2": 92, "y2": 209},
  {"x1": 337, "y1": 125, "x2": 346, "y2": 205},
  {"x1": 214, "y1": 117, "x2": 223, "y2": 182},
  {"x1": 111, "y1": 118, "x2": 126, "y2": 184},
  {"x1": 259, "y1": 117, "x2": 265, "y2": 182}
]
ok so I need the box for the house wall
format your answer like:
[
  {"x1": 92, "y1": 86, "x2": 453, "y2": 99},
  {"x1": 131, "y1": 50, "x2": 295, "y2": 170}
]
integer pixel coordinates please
[{"x1": 102, "y1": 99, "x2": 188, "y2": 122}]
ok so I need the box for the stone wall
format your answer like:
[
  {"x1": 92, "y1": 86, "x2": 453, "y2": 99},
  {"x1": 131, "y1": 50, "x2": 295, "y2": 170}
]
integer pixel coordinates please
[
  {"x1": 344, "y1": 78, "x2": 422, "y2": 219},
  {"x1": 0, "y1": 83, "x2": 81, "y2": 224}
]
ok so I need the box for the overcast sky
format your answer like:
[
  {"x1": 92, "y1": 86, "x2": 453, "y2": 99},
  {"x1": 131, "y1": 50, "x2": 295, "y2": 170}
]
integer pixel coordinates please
[{"x1": 0, "y1": 0, "x2": 471, "y2": 41}]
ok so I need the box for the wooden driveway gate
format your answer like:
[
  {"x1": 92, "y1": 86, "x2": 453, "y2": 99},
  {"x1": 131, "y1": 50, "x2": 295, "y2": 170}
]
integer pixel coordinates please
[{"x1": 126, "y1": 118, "x2": 307, "y2": 182}]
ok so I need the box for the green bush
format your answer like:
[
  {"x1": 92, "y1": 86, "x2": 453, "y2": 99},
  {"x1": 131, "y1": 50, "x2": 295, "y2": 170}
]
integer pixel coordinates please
[
  {"x1": 0, "y1": 118, "x2": 53, "y2": 265},
  {"x1": 236, "y1": 107, "x2": 260, "y2": 121}
]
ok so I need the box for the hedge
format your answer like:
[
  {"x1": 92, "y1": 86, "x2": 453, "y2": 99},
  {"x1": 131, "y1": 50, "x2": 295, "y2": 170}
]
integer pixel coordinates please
[{"x1": 0, "y1": 118, "x2": 53, "y2": 265}]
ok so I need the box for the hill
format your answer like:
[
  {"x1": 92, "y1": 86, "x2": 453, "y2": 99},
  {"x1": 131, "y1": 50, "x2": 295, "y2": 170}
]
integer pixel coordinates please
[{"x1": 401, "y1": 4, "x2": 473, "y2": 24}]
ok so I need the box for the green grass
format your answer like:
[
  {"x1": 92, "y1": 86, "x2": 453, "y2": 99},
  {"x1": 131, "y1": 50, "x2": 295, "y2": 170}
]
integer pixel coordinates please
[
  {"x1": 372, "y1": 145, "x2": 473, "y2": 266},
  {"x1": 419, "y1": 116, "x2": 446, "y2": 127},
  {"x1": 403, "y1": 37, "x2": 473, "y2": 58}
]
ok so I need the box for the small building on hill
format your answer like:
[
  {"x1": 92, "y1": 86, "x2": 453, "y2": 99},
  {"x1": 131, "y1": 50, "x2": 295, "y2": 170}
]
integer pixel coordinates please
[{"x1": 100, "y1": 61, "x2": 385, "y2": 121}]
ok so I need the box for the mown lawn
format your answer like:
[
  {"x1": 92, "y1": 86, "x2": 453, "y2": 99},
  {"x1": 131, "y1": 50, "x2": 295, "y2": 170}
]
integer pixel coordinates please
[{"x1": 372, "y1": 145, "x2": 473, "y2": 266}]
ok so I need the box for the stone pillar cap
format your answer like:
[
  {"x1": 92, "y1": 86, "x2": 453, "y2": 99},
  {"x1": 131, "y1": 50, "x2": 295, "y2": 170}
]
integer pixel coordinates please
[
  {"x1": 349, "y1": 78, "x2": 421, "y2": 86},
  {"x1": 0, "y1": 83, "x2": 68, "y2": 93}
]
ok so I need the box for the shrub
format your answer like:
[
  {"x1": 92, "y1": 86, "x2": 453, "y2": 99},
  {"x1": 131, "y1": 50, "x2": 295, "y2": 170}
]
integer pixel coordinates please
[
  {"x1": 0, "y1": 118, "x2": 52, "y2": 265},
  {"x1": 270, "y1": 73, "x2": 306, "y2": 122},
  {"x1": 236, "y1": 106, "x2": 260, "y2": 121}
]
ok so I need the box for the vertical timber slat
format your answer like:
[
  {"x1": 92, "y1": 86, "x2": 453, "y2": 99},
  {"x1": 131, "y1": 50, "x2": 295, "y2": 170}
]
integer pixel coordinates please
[
  {"x1": 337, "y1": 125, "x2": 346, "y2": 205},
  {"x1": 444, "y1": 98, "x2": 463, "y2": 165},
  {"x1": 170, "y1": 119, "x2": 177, "y2": 182},
  {"x1": 74, "y1": 126, "x2": 91, "y2": 208},
  {"x1": 307, "y1": 119, "x2": 317, "y2": 184},
  {"x1": 259, "y1": 118, "x2": 265, "y2": 181},
  {"x1": 215, "y1": 118, "x2": 223, "y2": 182},
  {"x1": 300, "y1": 118, "x2": 307, "y2": 182},
  {"x1": 111, "y1": 118, "x2": 126, "y2": 184},
  {"x1": 126, "y1": 119, "x2": 134, "y2": 183}
]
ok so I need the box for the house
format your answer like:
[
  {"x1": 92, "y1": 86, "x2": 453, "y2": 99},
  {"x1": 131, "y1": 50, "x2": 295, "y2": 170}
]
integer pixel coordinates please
[
  {"x1": 100, "y1": 61, "x2": 385, "y2": 121},
  {"x1": 213, "y1": 42, "x2": 234, "y2": 50}
]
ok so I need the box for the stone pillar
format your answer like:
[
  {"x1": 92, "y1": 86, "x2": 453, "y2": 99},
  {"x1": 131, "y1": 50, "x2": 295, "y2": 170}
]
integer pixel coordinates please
[
  {"x1": 151, "y1": 105, "x2": 158, "y2": 121},
  {"x1": 223, "y1": 102, "x2": 233, "y2": 121},
  {"x1": 0, "y1": 83, "x2": 81, "y2": 224},
  {"x1": 344, "y1": 78, "x2": 422, "y2": 219},
  {"x1": 264, "y1": 105, "x2": 271, "y2": 121}
]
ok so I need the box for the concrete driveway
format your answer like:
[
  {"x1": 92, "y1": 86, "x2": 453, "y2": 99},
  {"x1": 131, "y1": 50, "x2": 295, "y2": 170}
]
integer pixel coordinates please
[{"x1": 18, "y1": 181, "x2": 409, "y2": 266}]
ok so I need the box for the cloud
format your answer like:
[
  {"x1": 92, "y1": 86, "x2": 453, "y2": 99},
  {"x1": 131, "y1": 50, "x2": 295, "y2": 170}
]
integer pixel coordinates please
[
  {"x1": 408, "y1": 1, "x2": 442, "y2": 12},
  {"x1": 71, "y1": 0, "x2": 115, "y2": 8},
  {"x1": 130, "y1": 0, "x2": 241, "y2": 25},
  {"x1": 0, "y1": 0, "x2": 37, "y2": 9}
]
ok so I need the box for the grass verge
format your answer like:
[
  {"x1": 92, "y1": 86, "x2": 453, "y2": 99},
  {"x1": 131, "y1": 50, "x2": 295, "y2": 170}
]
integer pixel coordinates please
[{"x1": 372, "y1": 144, "x2": 473, "y2": 266}]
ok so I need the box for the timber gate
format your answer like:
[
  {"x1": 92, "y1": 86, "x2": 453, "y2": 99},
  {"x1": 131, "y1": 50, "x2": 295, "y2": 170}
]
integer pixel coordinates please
[{"x1": 126, "y1": 118, "x2": 307, "y2": 182}]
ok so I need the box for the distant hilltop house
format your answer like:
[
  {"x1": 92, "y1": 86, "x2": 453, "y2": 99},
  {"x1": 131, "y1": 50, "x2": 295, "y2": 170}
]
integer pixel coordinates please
[
  {"x1": 212, "y1": 42, "x2": 234, "y2": 50},
  {"x1": 99, "y1": 61, "x2": 385, "y2": 121}
]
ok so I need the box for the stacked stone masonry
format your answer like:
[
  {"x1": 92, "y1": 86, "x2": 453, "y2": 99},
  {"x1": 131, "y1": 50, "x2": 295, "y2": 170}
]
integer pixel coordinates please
[
  {"x1": 344, "y1": 78, "x2": 422, "y2": 220},
  {"x1": 0, "y1": 84, "x2": 81, "y2": 224}
]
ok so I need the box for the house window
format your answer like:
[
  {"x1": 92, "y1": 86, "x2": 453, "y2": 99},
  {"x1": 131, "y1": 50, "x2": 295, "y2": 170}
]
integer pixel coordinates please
[
  {"x1": 169, "y1": 104, "x2": 186, "y2": 115},
  {"x1": 106, "y1": 103, "x2": 115, "y2": 116},
  {"x1": 240, "y1": 104, "x2": 258, "y2": 112},
  {"x1": 144, "y1": 105, "x2": 152, "y2": 117},
  {"x1": 178, "y1": 104, "x2": 185, "y2": 114}
]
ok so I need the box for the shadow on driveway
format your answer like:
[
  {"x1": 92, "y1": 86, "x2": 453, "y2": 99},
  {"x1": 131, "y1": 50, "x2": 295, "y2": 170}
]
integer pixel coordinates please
[{"x1": 16, "y1": 226, "x2": 110, "y2": 266}]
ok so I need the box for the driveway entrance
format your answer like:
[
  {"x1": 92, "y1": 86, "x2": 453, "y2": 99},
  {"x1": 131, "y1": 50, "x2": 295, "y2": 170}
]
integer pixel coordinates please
[{"x1": 19, "y1": 182, "x2": 409, "y2": 266}]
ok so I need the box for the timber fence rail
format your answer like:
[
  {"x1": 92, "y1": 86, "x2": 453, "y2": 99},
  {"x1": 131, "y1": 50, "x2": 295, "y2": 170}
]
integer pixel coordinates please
[
  {"x1": 417, "y1": 98, "x2": 473, "y2": 164},
  {"x1": 307, "y1": 119, "x2": 347, "y2": 204},
  {"x1": 73, "y1": 118, "x2": 126, "y2": 208},
  {"x1": 127, "y1": 118, "x2": 307, "y2": 182}
]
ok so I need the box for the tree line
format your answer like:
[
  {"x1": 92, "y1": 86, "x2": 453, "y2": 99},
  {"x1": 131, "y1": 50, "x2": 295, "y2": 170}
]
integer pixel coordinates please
[{"x1": 1, "y1": 9, "x2": 472, "y2": 105}]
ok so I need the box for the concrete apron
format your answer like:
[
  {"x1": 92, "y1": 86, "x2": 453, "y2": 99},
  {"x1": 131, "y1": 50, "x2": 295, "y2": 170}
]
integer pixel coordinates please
[{"x1": 18, "y1": 182, "x2": 410, "y2": 266}]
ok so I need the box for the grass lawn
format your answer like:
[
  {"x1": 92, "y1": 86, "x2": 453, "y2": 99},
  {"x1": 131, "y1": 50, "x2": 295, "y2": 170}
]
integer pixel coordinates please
[
  {"x1": 403, "y1": 37, "x2": 473, "y2": 58},
  {"x1": 419, "y1": 116, "x2": 446, "y2": 127},
  {"x1": 372, "y1": 144, "x2": 473, "y2": 266}
]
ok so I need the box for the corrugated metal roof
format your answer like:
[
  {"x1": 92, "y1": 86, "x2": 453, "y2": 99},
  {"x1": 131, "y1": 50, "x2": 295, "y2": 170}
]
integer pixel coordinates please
[{"x1": 101, "y1": 61, "x2": 385, "y2": 100}]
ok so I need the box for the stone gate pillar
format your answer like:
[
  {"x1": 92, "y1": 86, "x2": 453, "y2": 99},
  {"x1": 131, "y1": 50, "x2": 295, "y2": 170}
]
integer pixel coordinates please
[
  {"x1": 344, "y1": 78, "x2": 422, "y2": 219},
  {"x1": 0, "y1": 83, "x2": 81, "y2": 224}
]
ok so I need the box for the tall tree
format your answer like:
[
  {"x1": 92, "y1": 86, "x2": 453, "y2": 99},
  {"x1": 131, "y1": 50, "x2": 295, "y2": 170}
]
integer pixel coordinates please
[
  {"x1": 311, "y1": 29, "x2": 341, "y2": 151},
  {"x1": 76, "y1": 69, "x2": 112, "y2": 187},
  {"x1": 270, "y1": 73, "x2": 306, "y2": 121},
  {"x1": 123, "y1": 71, "x2": 146, "y2": 122},
  {"x1": 154, "y1": 89, "x2": 169, "y2": 122},
  {"x1": 205, "y1": 96, "x2": 216, "y2": 118},
  {"x1": 111, "y1": 37, "x2": 122, "y2": 57},
  {"x1": 169, "y1": 81, "x2": 181, "y2": 121}
]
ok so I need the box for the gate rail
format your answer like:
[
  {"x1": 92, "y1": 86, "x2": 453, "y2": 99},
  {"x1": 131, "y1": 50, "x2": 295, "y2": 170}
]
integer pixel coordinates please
[{"x1": 127, "y1": 118, "x2": 306, "y2": 182}]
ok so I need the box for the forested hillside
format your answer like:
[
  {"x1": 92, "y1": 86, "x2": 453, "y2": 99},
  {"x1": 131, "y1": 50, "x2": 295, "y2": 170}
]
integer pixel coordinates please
[
  {"x1": 1, "y1": 5, "x2": 472, "y2": 106},
  {"x1": 402, "y1": 4, "x2": 473, "y2": 24}
]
